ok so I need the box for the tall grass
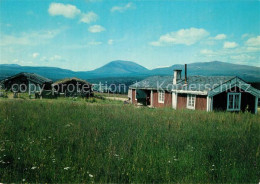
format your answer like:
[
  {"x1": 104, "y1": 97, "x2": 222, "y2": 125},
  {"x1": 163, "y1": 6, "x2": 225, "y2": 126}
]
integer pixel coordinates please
[{"x1": 0, "y1": 100, "x2": 259, "y2": 183}]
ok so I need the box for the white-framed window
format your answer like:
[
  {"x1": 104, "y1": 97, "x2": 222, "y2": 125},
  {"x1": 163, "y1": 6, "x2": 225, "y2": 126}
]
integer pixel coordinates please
[
  {"x1": 227, "y1": 93, "x2": 241, "y2": 111},
  {"x1": 187, "y1": 94, "x2": 196, "y2": 109},
  {"x1": 158, "y1": 91, "x2": 165, "y2": 103}
]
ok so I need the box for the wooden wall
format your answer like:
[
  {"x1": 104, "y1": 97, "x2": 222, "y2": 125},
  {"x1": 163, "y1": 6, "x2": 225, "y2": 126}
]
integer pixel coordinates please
[
  {"x1": 195, "y1": 95, "x2": 207, "y2": 110},
  {"x1": 132, "y1": 87, "x2": 256, "y2": 113},
  {"x1": 177, "y1": 94, "x2": 207, "y2": 110},
  {"x1": 152, "y1": 91, "x2": 172, "y2": 108},
  {"x1": 131, "y1": 89, "x2": 137, "y2": 104},
  {"x1": 177, "y1": 93, "x2": 187, "y2": 109},
  {"x1": 213, "y1": 87, "x2": 256, "y2": 113}
]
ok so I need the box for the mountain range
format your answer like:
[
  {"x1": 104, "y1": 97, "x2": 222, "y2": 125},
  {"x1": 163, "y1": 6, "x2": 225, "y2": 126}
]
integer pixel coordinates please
[{"x1": 0, "y1": 60, "x2": 259, "y2": 82}]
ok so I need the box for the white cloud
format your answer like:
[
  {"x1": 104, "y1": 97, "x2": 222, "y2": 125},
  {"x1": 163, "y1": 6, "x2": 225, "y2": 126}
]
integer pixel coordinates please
[
  {"x1": 245, "y1": 35, "x2": 260, "y2": 47},
  {"x1": 88, "y1": 25, "x2": 105, "y2": 33},
  {"x1": 48, "y1": 3, "x2": 81, "y2": 18},
  {"x1": 246, "y1": 47, "x2": 260, "y2": 52},
  {"x1": 150, "y1": 28, "x2": 209, "y2": 46},
  {"x1": 242, "y1": 33, "x2": 250, "y2": 39},
  {"x1": 0, "y1": 30, "x2": 60, "y2": 46},
  {"x1": 32, "y1": 53, "x2": 39, "y2": 58},
  {"x1": 0, "y1": 57, "x2": 48, "y2": 66},
  {"x1": 40, "y1": 57, "x2": 48, "y2": 62},
  {"x1": 108, "y1": 39, "x2": 114, "y2": 45},
  {"x1": 80, "y1": 11, "x2": 98, "y2": 24},
  {"x1": 50, "y1": 55, "x2": 62, "y2": 61},
  {"x1": 199, "y1": 43, "x2": 259, "y2": 66},
  {"x1": 200, "y1": 47, "x2": 259, "y2": 58},
  {"x1": 0, "y1": 35, "x2": 30, "y2": 46},
  {"x1": 213, "y1": 34, "x2": 226, "y2": 40},
  {"x1": 223, "y1": 41, "x2": 238, "y2": 49},
  {"x1": 40, "y1": 55, "x2": 63, "y2": 62},
  {"x1": 200, "y1": 49, "x2": 214, "y2": 55},
  {"x1": 2, "y1": 58, "x2": 33, "y2": 65},
  {"x1": 85, "y1": 0, "x2": 102, "y2": 2},
  {"x1": 88, "y1": 41, "x2": 102, "y2": 45},
  {"x1": 150, "y1": 41, "x2": 161, "y2": 47},
  {"x1": 230, "y1": 54, "x2": 256, "y2": 61},
  {"x1": 111, "y1": 2, "x2": 135, "y2": 13}
]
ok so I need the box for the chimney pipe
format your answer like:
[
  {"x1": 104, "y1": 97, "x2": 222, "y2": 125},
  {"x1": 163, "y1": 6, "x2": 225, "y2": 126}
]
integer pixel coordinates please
[
  {"x1": 185, "y1": 64, "x2": 187, "y2": 84},
  {"x1": 173, "y1": 69, "x2": 182, "y2": 85}
]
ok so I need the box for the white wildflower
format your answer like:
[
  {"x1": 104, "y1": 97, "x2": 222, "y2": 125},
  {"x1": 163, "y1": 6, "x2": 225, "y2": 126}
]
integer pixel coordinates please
[
  {"x1": 65, "y1": 123, "x2": 73, "y2": 127},
  {"x1": 89, "y1": 174, "x2": 93, "y2": 178},
  {"x1": 31, "y1": 166, "x2": 37, "y2": 170},
  {"x1": 64, "y1": 167, "x2": 70, "y2": 170}
]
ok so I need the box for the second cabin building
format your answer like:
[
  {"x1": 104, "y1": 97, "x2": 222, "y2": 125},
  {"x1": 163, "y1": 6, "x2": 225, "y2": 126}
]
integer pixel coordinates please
[
  {"x1": 52, "y1": 77, "x2": 93, "y2": 98},
  {"x1": 129, "y1": 65, "x2": 260, "y2": 114}
]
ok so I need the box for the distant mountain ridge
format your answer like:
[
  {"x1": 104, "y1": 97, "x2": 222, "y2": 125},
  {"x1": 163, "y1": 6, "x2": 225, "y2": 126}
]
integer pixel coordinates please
[
  {"x1": 151, "y1": 61, "x2": 260, "y2": 82},
  {"x1": 91, "y1": 60, "x2": 149, "y2": 74},
  {"x1": 0, "y1": 60, "x2": 259, "y2": 82}
]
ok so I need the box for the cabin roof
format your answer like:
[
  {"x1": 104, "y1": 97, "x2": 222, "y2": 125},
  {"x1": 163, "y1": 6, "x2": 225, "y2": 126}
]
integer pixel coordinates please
[
  {"x1": 130, "y1": 75, "x2": 260, "y2": 97},
  {"x1": 130, "y1": 76, "x2": 173, "y2": 90},
  {"x1": 2, "y1": 72, "x2": 52, "y2": 85},
  {"x1": 130, "y1": 75, "x2": 235, "y2": 91},
  {"x1": 53, "y1": 77, "x2": 91, "y2": 86}
]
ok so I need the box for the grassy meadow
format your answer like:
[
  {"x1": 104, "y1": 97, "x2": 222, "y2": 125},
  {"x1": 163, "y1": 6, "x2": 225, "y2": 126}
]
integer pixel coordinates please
[
  {"x1": 94, "y1": 92, "x2": 128, "y2": 98},
  {"x1": 0, "y1": 98, "x2": 259, "y2": 183}
]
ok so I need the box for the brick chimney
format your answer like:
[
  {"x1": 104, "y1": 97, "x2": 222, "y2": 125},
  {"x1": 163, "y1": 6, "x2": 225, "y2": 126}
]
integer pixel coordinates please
[{"x1": 173, "y1": 69, "x2": 182, "y2": 84}]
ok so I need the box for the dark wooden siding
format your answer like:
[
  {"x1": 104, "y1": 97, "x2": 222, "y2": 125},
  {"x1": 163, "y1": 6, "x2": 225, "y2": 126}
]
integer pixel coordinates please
[
  {"x1": 132, "y1": 89, "x2": 137, "y2": 104},
  {"x1": 213, "y1": 86, "x2": 256, "y2": 113},
  {"x1": 152, "y1": 91, "x2": 172, "y2": 107},
  {"x1": 177, "y1": 93, "x2": 187, "y2": 109},
  {"x1": 5, "y1": 76, "x2": 29, "y2": 92},
  {"x1": 195, "y1": 95, "x2": 207, "y2": 110},
  {"x1": 177, "y1": 94, "x2": 207, "y2": 110}
]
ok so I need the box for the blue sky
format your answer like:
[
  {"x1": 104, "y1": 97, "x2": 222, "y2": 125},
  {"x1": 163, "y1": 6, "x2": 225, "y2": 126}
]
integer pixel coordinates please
[{"x1": 0, "y1": 0, "x2": 259, "y2": 71}]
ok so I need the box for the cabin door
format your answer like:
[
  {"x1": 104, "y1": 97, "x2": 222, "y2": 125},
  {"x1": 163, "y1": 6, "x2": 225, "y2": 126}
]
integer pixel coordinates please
[
  {"x1": 145, "y1": 90, "x2": 151, "y2": 106},
  {"x1": 137, "y1": 89, "x2": 150, "y2": 106}
]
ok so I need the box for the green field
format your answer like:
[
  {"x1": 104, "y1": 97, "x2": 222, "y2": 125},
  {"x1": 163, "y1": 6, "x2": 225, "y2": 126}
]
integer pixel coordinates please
[{"x1": 0, "y1": 98, "x2": 259, "y2": 183}]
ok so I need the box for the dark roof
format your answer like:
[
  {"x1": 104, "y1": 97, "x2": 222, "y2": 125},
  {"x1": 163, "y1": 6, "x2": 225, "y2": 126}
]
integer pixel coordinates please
[
  {"x1": 2, "y1": 72, "x2": 52, "y2": 85},
  {"x1": 53, "y1": 77, "x2": 91, "y2": 86},
  {"x1": 130, "y1": 76, "x2": 174, "y2": 90},
  {"x1": 129, "y1": 75, "x2": 235, "y2": 92}
]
